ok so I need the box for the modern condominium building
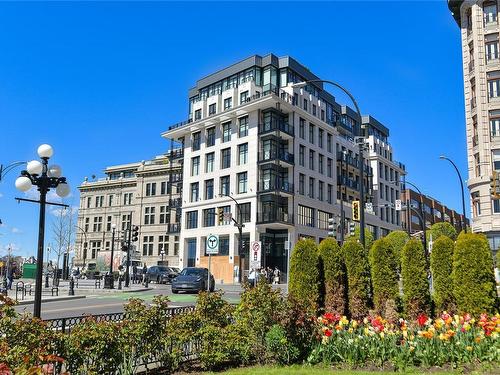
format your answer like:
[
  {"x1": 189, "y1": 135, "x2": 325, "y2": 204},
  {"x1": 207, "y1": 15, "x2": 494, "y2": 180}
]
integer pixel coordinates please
[
  {"x1": 74, "y1": 151, "x2": 183, "y2": 271},
  {"x1": 449, "y1": 0, "x2": 500, "y2": 250},
  {"x1": 162, "y1": 54, "x2": 405, "y2": 283}
]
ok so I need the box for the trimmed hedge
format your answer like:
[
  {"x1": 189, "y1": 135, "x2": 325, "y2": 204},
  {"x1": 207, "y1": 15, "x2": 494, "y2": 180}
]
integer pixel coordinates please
[
  {"x1": 401, "y1": 239, "x2": 430, "y2": 320},
  {"x1": 353, "y1": 227, "x2": 374, "y2": 250},
  {"x1": 318, "y1": 238, "x2": 347, "y2": 315},
  {"x1": 342, "y1": 239, "x2": 372, "y2": 320},
  {"x1": 430, "y1": 236, "x2": 455, "y2": 313},
  {"x1": 428, "y1": 222, "x2": 457, "y2": 242},
  {"x1": 452, "y1": 233, "x2": 498, "y2": 315},
  {"x1": 369, "y1": 238, "x2": 399, "y2": 316},
  {"x1": 289, "y1": 238, "x2": 319, "y2": 311},
  {"x1": 385, "y1": 230, "x2": 410, "y2": 265}
]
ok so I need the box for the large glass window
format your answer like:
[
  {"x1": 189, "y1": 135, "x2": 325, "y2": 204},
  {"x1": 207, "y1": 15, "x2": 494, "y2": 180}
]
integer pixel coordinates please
[
  {"x1": 238, "y1": 172, "x2": 248, "y2": 194},
  {"x1": 145, "y1": 183, "x2": 156, "y2": 197},
  {"x1": 319, "y1": 154, "x2": 324, "y2": 174},
  {"x1": 299, "y1": 118, "x2": 305, "y2": 139},
  {"x1": 488, "y1": 71, "x2": 500, "y2": 98},
  {"x1": 206, "y1": 152, "x2": 215, "y2": 172},
  {"x1": 299, "y1": 173, "x2": 305, "y2": 195},
  {"x1": 484, "y1": 2, "x2": 498, "y2": 25},
  {"x1": 238, "y1": 116, "x2": 248, "y2": 137},
  {"x1": 192, "y1": 131, "x2": 201, "y2": 151},
  {"x1": 224, "y1": 97, "x2": 232, "y2": 110},
  {"x1": 194, "y1": 109, "x2": 201, "y2": 121},
  {"x1": 298, "y1": 205, "x2": 315, "y2": 227},
  {"x1": 222, "y1": 122, "x2": 231, "y2": 142},
  {"x1": 220, "y1": 176, "x2": 230, "y2": 196},
  {"x1": 208, "y1": 103, "x2": 216, "y2": 116},
  {"x1": 299, "y1": 145, "x2": 305, "y2": 166},
  {"x1": 486, "y1": 40, "x2": 499, "y2": 61},
  {"x1": 206, "y1": 127, "x2": 215, "y2": 147},
  {"x1": 309, "y1": 177, "x2": 315, "y2": 199},
  {"x1": 309, "y1": 150, "x2": 315, "y2": 170},
  {"x1": 191, "y1": 156, "x2": 200, "y2": 176},
  {"x1": 190, "y1": 182, "x2": 199, "y2": 202},
  {"x1": 144, "y1": 207, "x2": 155, "y2": 225},
  {"x1": 240, "y1": 91, "x2": 249, "y2": 104},
  {"x1": 186, "y1": 211, "x2": 198, "y2": 229},
  {"x1": 318, "y1": 128, "x2": 324, "y2": 148},
  {"x1": 238, "y1": 143, "x2": 248, "y2": 165},
  {"x1": 203, "y1": 208, "x2": 215, "y2": 227},
  {"x1": 309, "y1": 123, "x2": 315, "y2": 143},
  {"x1": 238, "y1": 202, "x2": 251, "y2": 223},
  {"x1": 221, "y1": 148, "x2": 231, "y2": 169},
  {"x1": 142, "y1": 236, "x2": 154, "y2": 256},
  {"x1": 219, "y1": 236, "x2": 230, "y2": 256},
  {"x1": 205, "y1": 179, "x2": 214, "y2": 200}
]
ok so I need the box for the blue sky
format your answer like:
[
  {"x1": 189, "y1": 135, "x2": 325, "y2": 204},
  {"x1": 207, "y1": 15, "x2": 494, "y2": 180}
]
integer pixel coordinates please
[{"x1": 0, "y1": 2, "x2": 465, "y2": 258}]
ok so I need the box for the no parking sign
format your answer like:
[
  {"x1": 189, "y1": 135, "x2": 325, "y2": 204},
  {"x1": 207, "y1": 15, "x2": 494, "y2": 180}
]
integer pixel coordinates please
[{"x1": 250, "y1": 241, "x2": 261, "y2": 269}]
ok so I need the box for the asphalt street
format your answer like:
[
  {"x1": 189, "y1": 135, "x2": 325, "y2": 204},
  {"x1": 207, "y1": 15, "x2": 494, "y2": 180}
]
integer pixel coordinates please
[{"x1": 13, "y1": 283, "x2": 243, "y2": 320}]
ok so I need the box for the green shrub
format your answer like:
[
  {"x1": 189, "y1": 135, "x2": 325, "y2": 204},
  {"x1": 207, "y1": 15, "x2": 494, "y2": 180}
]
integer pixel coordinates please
[
  {"x1": 196, "y1": 290, "x2": 234, "y2": 327},
  {"x1": 452, "y1": 233, "x2": 498, "y2": 315},
  {"x1": 496, "y1": 247, "x2": 500, "y2": 268},
  {"x1": 342, "y1": 239, "x2": 372, "y2": 320},
  {"x1": 385, "y1": 230, "x2": 410, "y2": 265},
  {"x1": 318, "y1": 238, "x2": 348, "y2": 315},
  {"x1": 369, "y1": 238, "x2": 399, "y2": 316},
  {"x1": 401, "y1": 239, "x2": 430, "y2": 320},
  {"x1": 264, "y1": 324, "x2": 299, "y2": 365},
  {"x1": 430, "y1": 236, "x2": 455, "y2": 313},
  {"x1": 289, "y1": 238, "x2": 320, "y2": 311},
  {"x1": 353, "y1": 226, "x2": 374, "y2": 250},
  {"x1": 428, "y1": 222, "x2": 457, "y2": 242}
]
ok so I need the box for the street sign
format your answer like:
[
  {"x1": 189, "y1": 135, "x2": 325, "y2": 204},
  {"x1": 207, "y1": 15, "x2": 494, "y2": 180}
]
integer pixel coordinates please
[
  {"x1": 206, "y1": 234, "x2": 219, "y2": 255},
  {"x1": 223, "y1": 212, "x2": 232, "y2": 221},
  {"x1": 365, "y1": 202, "x2": 373, "y2": 214},
  {"x1": 250, "y1": 241, "x2": 261, "y2": 269},
  {"x1": 395, "y1": 199, "x2": 402, "y2": 211}
]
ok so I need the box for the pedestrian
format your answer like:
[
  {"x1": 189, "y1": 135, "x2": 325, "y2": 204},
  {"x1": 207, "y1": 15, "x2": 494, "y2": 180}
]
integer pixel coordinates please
[
  {"x1": 132, "y1": 264, "x2": 138, "y2": 284},
  {"x1": 273, "y1": 266, "x2": 281, "y2": 285},
  {"x1": 142, "y1": 263, "x2": 148, "y2": 285},
  {"x1": 267, "y1": 267, "x2": 273, "y2": 284},
  {"x1": 248, "y1": 268, "x2": 256, "y2": 288},
  {"x1": 6, "y1": 266, "x2": 13, "y2": 290}
]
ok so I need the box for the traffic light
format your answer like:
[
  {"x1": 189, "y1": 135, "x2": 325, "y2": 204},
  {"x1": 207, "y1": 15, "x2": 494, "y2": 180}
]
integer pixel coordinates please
[
  {"x1": 327, "y1": 217, "x2": 337, "y2": 238},
  {"x1": 132, "y1": 225, "x2": 139, "y2": 242},
  {"x1": 217, "y1": 207, "x2": 224, "y2": 225},
  {"x1": 491, "y1": 171, "x2": 500, "y2": 198},
  {"x1": 121, "y1": 241, "x2": 128, "y2": 252},
  {"x1": 352, "y1": 200, "x2": 360, "y2": 222},
  {"x1": 349, "y1": 222, "x2": 356, "y2": 237}
]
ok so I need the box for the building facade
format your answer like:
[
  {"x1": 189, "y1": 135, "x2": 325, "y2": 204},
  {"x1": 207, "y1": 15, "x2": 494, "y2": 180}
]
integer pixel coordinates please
[
  {"x1": 74, "y1": 152, "x2": 183, "y2": 271},
  {"x1": 400, "y1": 188, "x2": 469, "y2": 233},
  {"x1": 449, "y1": 0, "x2": 500, "y2": 249},
  {"x1": 163, "y1": 54, "x2": 405, "y2": 284}
]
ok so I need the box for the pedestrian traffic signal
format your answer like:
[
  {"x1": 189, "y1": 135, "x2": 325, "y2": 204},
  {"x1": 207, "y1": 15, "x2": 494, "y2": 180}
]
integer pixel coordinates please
[
  {"x1": 132, "y1": 225, "x2": 139, "y2": 242},
  {"x1": 349, "y1": 222, "x2": 356, "y2": 237},
  {"x1": 491, "y1": 171, "x2": 500, "y2": 198},
  {"x1": 352, "y1": 200, "x2": 360, "y2": 222},
  {"x1": 327, "y1": 217, "x2": 337, "y2": 238},
  {"x1": 217, "y1": 207, "x2": 224, "y2": 225}
]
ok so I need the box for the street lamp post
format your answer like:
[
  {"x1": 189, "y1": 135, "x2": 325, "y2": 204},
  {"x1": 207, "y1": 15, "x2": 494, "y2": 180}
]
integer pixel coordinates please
[
  {"x1": 15, "y1": 144, "x2": 70, "y2": 319},
  {"x1": 104, "y1": 224, "x2": 116, "y2": 289},
  {"x1": 76, "y1": 226, "x2": 88, "y2": 270},
  {"x1": 223, "y1": 194, "x2": 245, "y2": 282},
  {"x1": 338, "y1": 150, "x2": 348, "y2": 244},
  {"x1": 292, "y1": 79, "x2": 367, "y2": 247},
  {"x1": 439, "y1": 156, "x2": 467, "y2": 233}
]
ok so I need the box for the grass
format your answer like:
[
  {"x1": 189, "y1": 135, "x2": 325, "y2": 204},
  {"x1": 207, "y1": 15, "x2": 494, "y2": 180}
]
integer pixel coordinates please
[{"x1": 213, "y1": 365, "x2": 496, "y2": 375}]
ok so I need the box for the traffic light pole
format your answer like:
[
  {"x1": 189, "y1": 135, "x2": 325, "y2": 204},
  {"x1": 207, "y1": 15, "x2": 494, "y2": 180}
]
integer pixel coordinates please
[
  {"x1": 222, "y1": 194, "x2": 245, "y2": 282},
  {"x1": 358, "y1": 140, "x2": 366, "y2": 248},
  {"x1": 125, "y1": 213, "x2": 133, "y2": 288}
]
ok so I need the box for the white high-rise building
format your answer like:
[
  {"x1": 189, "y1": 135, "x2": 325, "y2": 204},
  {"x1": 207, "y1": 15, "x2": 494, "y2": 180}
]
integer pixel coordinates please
[
  {"x1": 449, "y1": 0, "x2": 500, "y2": 250},
  {"x1": 162, "y1": 54, "x2": 405, "y2": 283}
]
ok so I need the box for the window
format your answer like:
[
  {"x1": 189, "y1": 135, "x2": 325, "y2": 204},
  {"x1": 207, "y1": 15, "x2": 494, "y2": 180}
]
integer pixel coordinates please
[
  {"x1": 93, "y1": 216, "x2": 102, "y2": 232},
  {"x1": 206, "y1": 152, "x2": 215, "y2": 173},
  {"x1": 194, "y1": 109, "x2": 201, "y2": 120},
  {"x1": 318, "y1": 181, "x2": 324, "y2": 201},
  {"x1": 327, "y1": 158, "x2": 332, "y2": 177},
  {"x1": 309, "y1": 177, "x2": 315, "y2": 199},
  {"x1": 238, "y1": 202, "x2": 251, "y2": 223},
  {"x1": 190, "y1": 182, "x2": 199, "y2": 202},
  {"x1": 321, "y1": 109, "x2": 325, "y2": 121},
  {"x1": 299, "y1": 118, "x2": 305, "y2": 139},
  {"x1": 144, "y1": 207, "x2": 155, "y2": 225},
  {"x1": 206, "y1": 127, "x2": 215, "y2": 147},
  {"x1": 205, "y1": 179, "x2": 214, "y2": 200},
  {"x1": 95, "y1": 196, "x2": 104, "y2": 207},
  {"x1": 142, "y1": 236, "x2": 154, "y2": 256},
  {"x1": 123, "y1": 192, "x2": 133, "y2": 205},
  {"x1": 312, "y1": 104, "x2": 317, "y2": 116},
  {"x1": 299, "y1": 145, "x2": 305, "y2": 166},
  {"x1": 299, "y1": 173, "x2": 305, "y2": 195},
  {"x1": 108, "y1": 194, "x2": 114, "y2": 207},
  {"x1": 240, "y1": 91, "x2": 249, "y2": 104},
  {"x1": 317, "y1": 210, "x2": 331, "y2": 230},
  {"x1": 327, "y1": 133, "x2": 332, "y2": 153},
  {"x1": 319, "y1": 154, "x2": 324, "y2": 174},
  {"x1": 238, "y1": 143, "x2": 248, "y2": 165},
  {"x1": 186, "y1": 211, "x2": 198, "y2": 229},
  {"x1": 192, "y1": 131, "x2": 201, "y2": 151},
  {"x1": 493, "y1": 150, "x2": 500, "y2": 170},
  {"x1": 84, "y1": 217, "x2": 90, "y2": 232},
  {"x1": 121, "y1": 214, "x2": 131, "y2": 231},
  {"x1": 484, "y1": 2, "x2": 498, "y2": 25},
  {"x1": 222, "y1": 122, "x2": 231, "y2": 142},
  {"x1": 220, "y1": 176, "x2": 230, "y2": 196},
  {"x1": 208, "y1": 103, "x2": 216, "y2": 116},
  {"x1": 191, "y1": 156, "x2": 200, "y2": 176},
  {"x1": 237, "y1": 172, "x2": 248, "y2": 193},
  {"x1": 219, "y1": 236, "x2": 229, "y2": 255},
  {"x1": 488, "y1": 71, "x2": 500, "y2": 98},
  {"x1": 309, "y1": 124, "x2": 315, "y2": 143},
  {"x1": 86, "y1": 196, "x2": 91, "y2": 208},
  {"x1": 158, "y1": 235, "x2": 168, "y2": 256},
  {"x1": 221, "y1": 148, "x2": 231, "y2": 169},
  {"x1": 161, "y1": 182, "x2": 167, "y2": 195},
  {"x1": 203, "y1": 208, "x2": 216, "y2": 227},
  {"x1": 318, "y1": 128, "x2": 324, "y2": 148},
  {"x1": 238, "y1": 116, "x2": 248, "y2": 137},
  {"x1": 492, "y1": 115, "x2": 500, "y2": 137},
  {"x1": 303, "y1": 98, "x2": 308, "y2": 111},
  {"x1": 90, "y1": 241, "x2": 101, "y2": 259},
  {"x1": 327, "y1": 184, "x2": 333, "y2": 204},
  {"x1": 159, "y1": 206, "x2": 168, "y2": 224},
  {"x1": 472, "y1": 191, "x2": 481, "y2": 216},
  {"x1": 298, "y1": 205, "x2": 315, "y2": 227},
  {"x1": 486, "y1": 40, "x2": 499, "y2": 61},
  {"x1": 309, "y1": 150, "x2": 315, "y2": 170},
  {"x1": 224, "y1": 97, "x2": 232, "y2": 110},
  {"x1": 106, "y1": 215, "x2": 112, "y2": 231},
  {"x1": 220, "y1": 205, "x2": 231, "y2": 225}
]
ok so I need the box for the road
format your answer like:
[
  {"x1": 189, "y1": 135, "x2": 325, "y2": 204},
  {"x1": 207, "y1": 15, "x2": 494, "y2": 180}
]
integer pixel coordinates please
[{"x1": 13, "y1": 283, "x2": 243, "y2": 320}]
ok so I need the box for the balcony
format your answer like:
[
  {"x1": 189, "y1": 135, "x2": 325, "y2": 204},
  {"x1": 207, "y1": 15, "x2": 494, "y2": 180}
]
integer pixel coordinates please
[
  {"x1": 258, "y1": 180, "x2": 294, "y2": 194},
  {"x1": 258, "y1": 121, "x2": 294, "y2": 137},
  {"x1": 168, "y1": 198, "x2": 182, "y2": 208},
  {"x1": 259, "y1": 150, "x2": 294, "y2": 165},
  {"x1": 257, "y1": 211, "x2": 294, "y2": 225},
  {"x1": 337, "y1": 152, "x2": 371, "y2": 173},
  {"x1": 169, "y1": 148, "x2": 184, "y2": 160},
  {"x1": 338, "y1": 176, "x2": 359, "y2": 190},
  {"x1": 166, "y1": 223, "x2": 181, "y2": 234}
]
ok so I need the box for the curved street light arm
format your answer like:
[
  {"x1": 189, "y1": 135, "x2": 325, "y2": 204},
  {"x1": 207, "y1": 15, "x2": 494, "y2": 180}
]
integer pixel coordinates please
[
  {"x1": 0, "y1": 161, "x2": 26, "y2": 182},
  {"x1": 439, "y1": 156, "x2": 467, "y2": 233}
]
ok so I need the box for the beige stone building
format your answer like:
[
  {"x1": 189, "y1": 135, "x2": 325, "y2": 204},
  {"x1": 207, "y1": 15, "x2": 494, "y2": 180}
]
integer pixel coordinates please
[
  {"x1": 449, "y1": 0, "x2": 500, "y2": 249},
  {"x1": 74, "y1": 151, "x2": 183, "y2": 270}
]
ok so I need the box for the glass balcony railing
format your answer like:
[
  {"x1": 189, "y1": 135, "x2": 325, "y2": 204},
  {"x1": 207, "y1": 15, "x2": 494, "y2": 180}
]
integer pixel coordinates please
[
  {"x1": 258, "y1": 121, "x2": 294, "y2": 136},
  {"x1": 259, "y1": 150, "x2": 294, "y2": 164},
  {"x1": 168, "y1": 198, "x2": 182, "y2": 208},
  {"x1": 257, "y1": 211, "x2": 293, "y2": 225},
  {"x1": 337, "y1": 176, "x2": 360, "y2": 190},
  {"x1": 258, "y1": 180, "x2": 294, "y2": 194},
  {"x1": 166, "y1": 223, "x2": 181, "y2": 233}
]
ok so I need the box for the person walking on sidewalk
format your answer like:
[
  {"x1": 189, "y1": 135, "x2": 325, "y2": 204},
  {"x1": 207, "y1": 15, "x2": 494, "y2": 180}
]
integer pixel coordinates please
[
  {"x1": 132, "y1": 264, "x2": 138, "y2": 284},
  {"x1": 142, "y1": 263, "x2": 148, "y2": 285},
  {"x1": 273, "y1": 266, "x2": 281, "y2": 285}
]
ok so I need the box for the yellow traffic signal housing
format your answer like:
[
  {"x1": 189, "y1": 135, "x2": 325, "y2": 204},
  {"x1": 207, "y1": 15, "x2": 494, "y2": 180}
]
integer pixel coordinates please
[
  {"x1": 352, "y1": 200, "x2": 360, "y2": 222},
  {"x1": 217, "y1": 207, "x2": 224, "y2": 224}
]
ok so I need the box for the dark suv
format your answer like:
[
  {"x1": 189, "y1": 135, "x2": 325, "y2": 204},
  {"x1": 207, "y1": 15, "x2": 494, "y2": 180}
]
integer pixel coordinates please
[
  {"x1": 146, "y1": 266, "x2": 175, "y2": 284},
  {"x1": 171, "y1": 267, "x2": 215, "y2": 293}
]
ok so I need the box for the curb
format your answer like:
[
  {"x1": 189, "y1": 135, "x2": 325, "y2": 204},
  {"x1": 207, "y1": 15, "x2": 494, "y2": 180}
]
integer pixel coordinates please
[{"x1": 15, "y1": 295, "x2": 87, "y2": 306}]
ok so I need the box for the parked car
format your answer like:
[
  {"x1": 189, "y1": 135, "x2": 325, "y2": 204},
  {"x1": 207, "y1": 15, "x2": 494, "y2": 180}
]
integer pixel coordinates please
[
  {"x1": 146, "y1": 266, "x2": 174, "y2": 284},
  {"x1": 171, "y1": 267, "x2": 215, "y2": 294}
]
